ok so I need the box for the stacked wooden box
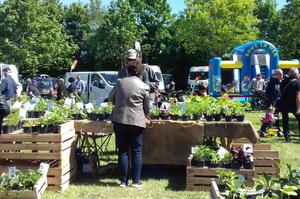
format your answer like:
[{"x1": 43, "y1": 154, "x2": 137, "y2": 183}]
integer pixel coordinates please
[
  {"x1": 186, "y1": 154, "x2": 255, "y2": 191},
  {"x1": 0, "y1": 121, "x2": 76, "y2": 191}
]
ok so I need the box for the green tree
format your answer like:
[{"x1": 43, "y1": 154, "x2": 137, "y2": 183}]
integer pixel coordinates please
[
  {"x1": 63, "y1": 3, "x2": 92, "y2": 69},
  {"x1": 278, "y1": 0, "x2": 300, "y2": 59},
  {"x1": 254, "y1": 0, "x2": 280, "y2": 45},
  {"x1": 177, "y1": 0, "x2": 259, "y2": 58},
  {"x1": 0, "y1": 0, "x2": 78, "y2": 76},
  {"x1": 91, "y1": 0, "x2": 142, "y2": 69},
  {"x1": 129, "y1": 0, "x2": 173, "y2": 64}
]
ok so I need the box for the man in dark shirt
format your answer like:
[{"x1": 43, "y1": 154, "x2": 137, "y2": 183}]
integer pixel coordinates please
[
  {"x1": 56, "y1": 78, "x2": 66, "y2": 101},
  {"x1": 280, "y1": 68, "x2": 300, "y2": 142},
  {"x1": 0, "y1": 68, "x2": 17, "y2": 100},
  {"x1": 27, "y1": 79, "x2": 41, "y2": 98}
]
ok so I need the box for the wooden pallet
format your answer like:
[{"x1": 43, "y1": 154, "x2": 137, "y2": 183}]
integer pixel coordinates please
[
  {"x1": 0, "y1": 174, "x2": 47, "y2": 199},
  {"x1": 0, "y1": 121, "x2": 76, "y2": 191},
  {"x1": 232, "y1": 143, "x2": 280, "y2": 177},
  {"x1": 186, "y1": 155, "x2": 255, "y2": 191}
]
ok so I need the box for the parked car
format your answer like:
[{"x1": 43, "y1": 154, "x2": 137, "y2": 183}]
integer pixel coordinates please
[
  {"x1": 33, "y1": 77, "x2": 57, "y2": 98},
  {"x1": 187, "y1": 66, "x2": 209, "y2": 90},
  {"x1": 64, "y1": 71, "x2": 118, "y2": 107}
]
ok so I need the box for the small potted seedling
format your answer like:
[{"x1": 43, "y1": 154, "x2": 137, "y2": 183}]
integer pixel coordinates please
[
  {"x1": 32, "y1": 98, "x2": 48, "y2": 118},
  {"x1": 169, "y1": 103, "x2": 182, "y2": 120},
  {"x1": 210, "y1": 152, "x2": 221, "y2": 168},
  {"x1": 89, "y1": 108, "x2": 99, "y2": 121},
  {"x1": 23, "y1": 120, "x2": 35, "y2": 133},
  {"x1": 192, "y1": 145, "x2": 211, "y2": 167},
  {"x1": 150, "y1": 108, "x2": 160, "y2": 120},
  {"x1": 220, "y1": 152, "x2": 232, "y2": 168},
  {"x1": 102, "y1": 103, "x2": 113, "y2": 120}
]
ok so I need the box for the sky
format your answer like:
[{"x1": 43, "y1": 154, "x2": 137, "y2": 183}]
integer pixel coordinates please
[{"x1": 0, "y1": 0, "x2": 288, "y2": 13}]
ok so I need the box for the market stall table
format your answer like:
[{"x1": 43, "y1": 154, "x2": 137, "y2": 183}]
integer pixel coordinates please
[{"x1": 74, "y1": 120, "x2": 259, "y2": 166}]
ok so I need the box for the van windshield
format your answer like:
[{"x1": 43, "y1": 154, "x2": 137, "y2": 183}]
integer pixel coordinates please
[
  {"x1": 155, "y1": 72, "x2": 163, "y2": 81},
  {"x1": 101, "y1": 73, "x2": 118, "y2": 86},
  {"x1": 189, "y1": 71, "x2": 209, "y2": 80}
]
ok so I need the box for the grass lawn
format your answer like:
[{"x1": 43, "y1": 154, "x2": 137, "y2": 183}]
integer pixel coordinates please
[{"x1": 42, "y1": 112, "x2": 300, "y2": 199}]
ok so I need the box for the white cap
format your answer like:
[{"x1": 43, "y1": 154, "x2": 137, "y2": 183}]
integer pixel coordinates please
[{"x1": 126, "y1": 49, "x2": 138, "y2": 60}]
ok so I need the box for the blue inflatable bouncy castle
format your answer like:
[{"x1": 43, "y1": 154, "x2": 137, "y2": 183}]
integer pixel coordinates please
[{"x1": 209, "y1": 40, "x2": 300, "y2": 97}]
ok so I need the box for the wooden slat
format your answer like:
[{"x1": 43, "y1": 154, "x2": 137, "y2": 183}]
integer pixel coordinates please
[
  {"x1": 0, "y1": 133, "x2": 62, "y2": 142},
  {"x1": 0, "y1": 152, "x2": 61, "y2": 160},
  {"x1": 48, "y1": 167, "x2": 76, "y2": 185},
  {"x1": 0, "y1": 143, "x2": 61, "y2": 151},
  {"x1": 211, "y1": 180, "x2": 225, "y2": 199},
  {"x1": 232, "y1": 143, "x2": 272, "y2": 151},
  {"x1": 59, "y1": 121, "x2": 75, "y2": 134},
  {"x1": 253, "y1": 150, "x2": 279, "y2": 159},
  {"x1": 255, "y1": 167, "x2": 279, "y2": 175},
  {"x1": 254, "y1": 159, "x2": 280, "y2": 167}
]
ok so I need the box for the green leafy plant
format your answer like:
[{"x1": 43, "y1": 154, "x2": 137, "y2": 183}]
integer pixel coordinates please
[
  {"x1": 3, "y1": 109, "x2": 20, "y2": 126},
  {"x1": 150, "y1": 108, "x2": 160, "y2": 117},
  {"x1": 33, "y1": 98, "x2": 48, "y2": 112},
  {"x1": 101, "y1": 103, "x2": 114, "y2": 114},
  {"x1": 211, "y1": 152, "x2": 221, "y2": 165},
  {"x1": 220, "y1": 152, "x2": 232, "y2": 164},
  {"x1": 23, "y1": 120, "x2": 40, "y2": 127},
  {"x1": 256, "y1": 173, "x2": 280, "y2": 198},
  {"x1": 193, "y1": 145, "x2": 213, "y2": 161},
  {"x1": 169, "y1": 103, "x2": 183, "y2": 116}
]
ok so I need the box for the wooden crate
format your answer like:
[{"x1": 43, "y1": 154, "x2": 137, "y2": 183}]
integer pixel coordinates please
[
  {"x1": 232, "y1": 143, "x2": 280, "y2": 177},
  {"x1": 0, "y1": 121, "x2": 76, "y2": 191},
  {"x1": 210, "y1": 180, "x2": 225, "y2": 199},
  {"x1": 186, "y1": 155, "x2": 255, "y2": 191},
  {"x1": 0, "y1": 174, "x2": 47, "y2": 199}
]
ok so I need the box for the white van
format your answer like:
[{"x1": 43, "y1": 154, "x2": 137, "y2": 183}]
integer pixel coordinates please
[
  {"x1": 65, "y1": 71, "x2": 118, "y2": 107},
  {"x1": 187, "y1": 66, "x2": 209, "y2": 90},
  {"x1": 147, "y1": 65, "x2": 165, "y2": 92},
  {"x1": 0, "y1": 63, "x2": 22, "y2": 96}
]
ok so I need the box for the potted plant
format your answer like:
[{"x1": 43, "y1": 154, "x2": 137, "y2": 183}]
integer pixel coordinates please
[
  {"x1": 102, "y1": 103, "x2": 113, "y2": 120},
  {"x1": 192, "y1": 145, "x2": 212, "y2": 167},
  {"x1": 89, "y1": 108, "x2": 99, "y2": 121},
  {"x1": 169, "y1": 103, "x2": 182, "y2": 120},
  {"x1": 2, "y1": 109, "x2": 20, "y2": 133},
  {"x1": 210, "y1": 151, "x2": 221, "y2": 168},
  {"x1": 220, "y1": 152, "x2": 232, "y2": 168},
  {"x1": 150, "y1": 108, "x2": 160, "y2": 120},
  {"x1": 23, "y1": 120, "x2": 35, "y2": 133},
  {"x1": 32, "y1": 98, "x2": 48, "y2": 118},
  {"x1": 234, "y1": 102, "x2": 251, "y2": 122}
]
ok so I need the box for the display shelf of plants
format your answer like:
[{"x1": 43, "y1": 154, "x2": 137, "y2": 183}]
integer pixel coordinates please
[
  {"x1": 0, "y1": 169, "x2": 47, "y2": 199},
  {"x1": 186, "y1": 142, "x2": 255, "y2": 191},
  {"x1": 211, "y1": 164, "x2": 300, "y2": 199},
  {"x1": 232, "y1": 143, "x2": 280, "y2": 177},
  {"x1": 150, "y1": 96, "x2": 251, "y2": 122},
  {"x1": 88, "y1": 103, "x2": 113, "y2": 121}
]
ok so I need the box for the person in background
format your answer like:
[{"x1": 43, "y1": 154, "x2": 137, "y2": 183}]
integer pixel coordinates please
[
  {"x1": 251, "y1": 73, "x2": 265, "y2": 94},
  {"x1": 67, "y1": 77, "x2": 77, "y2": 98},
  {"x1": 195, "y1": 83, "x2": 207, "y2": 97},
  {"x1": 118, "y1": 49, "x2": 159, "y2": 95},
  {"x1": 26, "y1": 78, "x2": 32, "y2": 93},
  {"x1": 27, "y1": 79, "x2": 41, "y2": 98},
  {"x1": 76, "y1": 75, "x2": 85, "y2": 98},
  {"x1": 0, "y1": 68, "x2": 17, "y2": 100},
  {"x1": 259, "y1": 106, "x2": 278, "y2": 137},
  {"x1": 280, "y1": 68, "x2": 300, "y2": 142},
  {"x1": 56, "y1": 78, "x2": 66, "y2": 101},
  {"x1": 109, "y1": 58, "x2": 150, "y2": 189}
]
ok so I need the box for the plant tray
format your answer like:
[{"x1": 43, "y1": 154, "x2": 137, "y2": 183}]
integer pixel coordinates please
[
  {"x1": 232, "y1": 143, "x2": 280, "y2": 177},
  {"x1": 0, "y1": 174, "x2": 47, "y2": 199},
  {"x1": 186, "y1": 154, "x2": 255, "y2": 191}
]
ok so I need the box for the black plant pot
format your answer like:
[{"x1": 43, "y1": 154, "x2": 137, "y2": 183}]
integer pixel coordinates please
[
  {"x1": 32, "y1": 126, "x2": 40, "y2": 133},
  {"x1": 225, "y1": 116, "x2": 232, "y2": 122},
  {"x1": 231, "y1": 161, "x2": 241, "y2": 169},
  {"x1": 151, "y1": 115, "x2": 160, "y2": 120},
  {"x1": 89, "y1": 113, "x2": 98, "y2": 121},
  {"x1": 182, "y1": 115, "x2": 190, "y2": 121},
  {"x1": 23, "y1": 127, "x2": 32, "y2": 133},
  {"x1": 27, "y1": 111, "x2": 34, "y2": 118},
  {"x1": 97, "y1": 113, "x2": 105, "y2": 121},
  {"x1": 205, "y1": 160, "x2": 211, "y2": 167},
  {"x1": 221, "y1": 163, "x2": 232, "y2": 168},
  {"x1": 210, "y1": 163, "x2": 221, "y2": 168},
  {"x1": 40, "y1": 126, "x2": 48, "y2": 134},
  {"x1": 104, "y1": 114, "x2": 111, "y2": 120},
  {"x1": 192, "y1": 159, "x2": 205, "y2": 167},
  {"x1": 33, "y1": 111, "x2": 43, "y2": 118},
  {"x1": 205, "y1": 115, "x2": 213, "y2": 121},
  {"x1": 236, "y1": 115, "x2": 245, "y2": 122},
  {"x1": 193, "y1": 115, "x2": 201, "y2": 121},
  {"x1": 213, "y1": 114, "x2": 222, "y2": 121},
  {"x1": 243, "y1": 161, "x2": 253, "y2": 169},
  {"x1": 160, "y1": 114, "x2": 169, "y2": 120},
  {"x1": 170, "y1": 115, "x2": 179, "y2": 120},
  {"x1": 50, "y1": 125, "x2": 59, "y2": 134},
  {"x1": 2, "y1": 125, "x2": 11, "y2": 134}
]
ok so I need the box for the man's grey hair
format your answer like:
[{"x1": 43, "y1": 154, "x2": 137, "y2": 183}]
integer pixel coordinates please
[
  {"x1": 289, "y1": 68, "x2": 299, "y2": 78},
  {"x1": 275, "y1": 69, "x2": 283, "y2": 75}
]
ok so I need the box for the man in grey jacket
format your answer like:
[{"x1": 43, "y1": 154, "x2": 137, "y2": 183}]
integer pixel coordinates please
[{"x1": 118, "y1": 49, "x2": 159, "y2": 94}]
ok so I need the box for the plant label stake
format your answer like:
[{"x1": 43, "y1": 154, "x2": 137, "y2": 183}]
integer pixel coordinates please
[{"x1": 8, "y1": 166, "x2": 16, "y2": 179}]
